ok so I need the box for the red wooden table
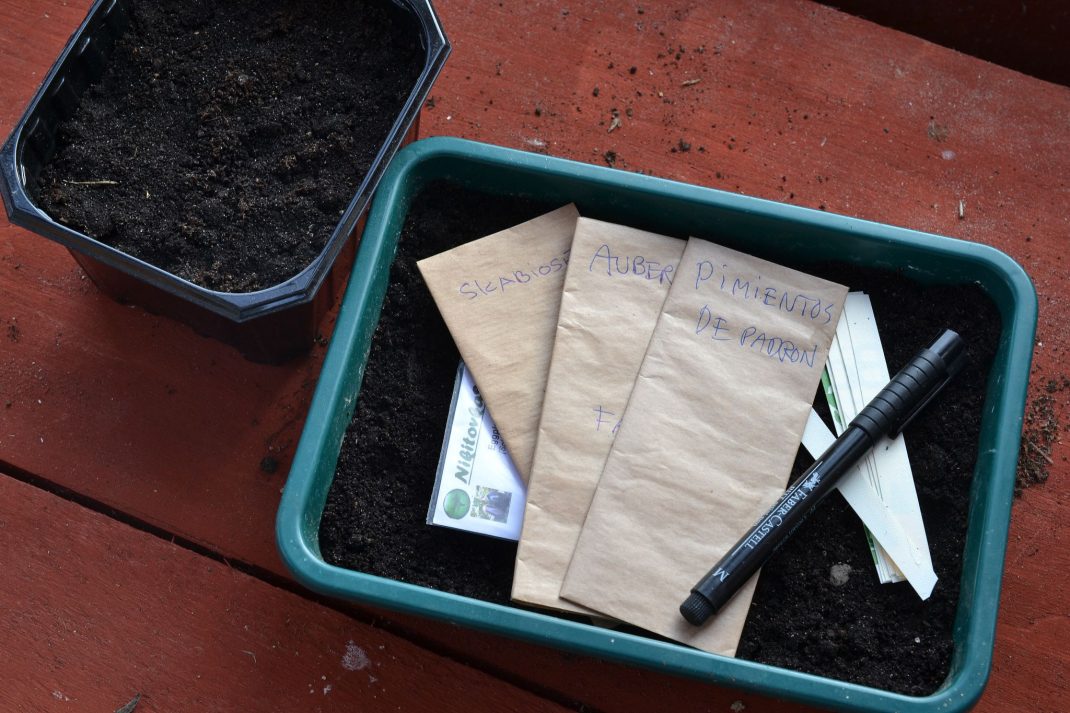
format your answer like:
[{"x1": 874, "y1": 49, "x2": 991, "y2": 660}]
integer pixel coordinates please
[{"x1": 1, "y1": 1, "x2": 1066, "y2": 711}]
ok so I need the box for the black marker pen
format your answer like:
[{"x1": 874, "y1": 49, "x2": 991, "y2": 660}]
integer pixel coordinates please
[{"x1": 680, "y1": 329, "x2": 966, "y2": 627}]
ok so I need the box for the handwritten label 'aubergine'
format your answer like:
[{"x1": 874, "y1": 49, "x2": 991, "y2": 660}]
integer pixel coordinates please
[
  {"x1": 694, "y1": 260, "x2": 838, "y2": 324},
  {"x1": 458, "y1": 249, "x2": 571, "y2": 300},
  {"x1": 588, "y1": 243, "x2": 676, "y2": 284}
]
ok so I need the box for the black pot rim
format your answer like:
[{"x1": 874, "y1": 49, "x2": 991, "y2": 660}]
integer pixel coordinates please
[{"x1": 0, "y1": 0, "x2": 451, "y2": 323}]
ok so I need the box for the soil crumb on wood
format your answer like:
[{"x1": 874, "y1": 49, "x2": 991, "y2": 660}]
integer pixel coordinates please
[
  {"x1": 1016, "y1": 376, "x2": 1067, "y2": 494},
  {"x1": 318, "y1": 184, "x2": 1002, "y2": 695},
  {"x1": 35, "y1": 0, "x2": 424, "y2": 293}
]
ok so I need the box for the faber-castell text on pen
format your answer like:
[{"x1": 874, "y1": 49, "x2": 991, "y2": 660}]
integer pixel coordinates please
[{"x1": 680, "y1": 329, "x2": 966, "y2": 626}]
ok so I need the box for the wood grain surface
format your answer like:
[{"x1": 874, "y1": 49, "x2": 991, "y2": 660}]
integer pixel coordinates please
[
  {"x1": 0, "y1": 473, "x2": 569, "y2": 713},
  {"x1": 0, "y1": 0, "x2": 1066, "y2": 711}
]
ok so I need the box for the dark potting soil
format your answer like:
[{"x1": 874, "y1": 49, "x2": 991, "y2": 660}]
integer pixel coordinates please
[
  {"x1": 735, "y1": 261, "x2": 1001, "y2": 696},
  {"x1": 318, "y1": 182, "x2": 1002, "y2": 696},
  {"x1": 319, "y1": 184, "x2": 553, "y2": 603},
  {"x1": 34, "y1": 0, "x2": 424, "y2": 293}
]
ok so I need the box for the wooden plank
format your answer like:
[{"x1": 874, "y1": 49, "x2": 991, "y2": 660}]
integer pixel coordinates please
[
  {"x1": 0, "y1": 221, "x2": 330, "y2": 577},
  {"x1": 986, "y1": 484, "x2": 1070, "y2": 713},
  {"x1": 0, "y1": 0, "x2": 94, "y2": 131},
  {"x1": 0, "y1": 0, "x2": 331, "y2": 578},
  {"x1": 0, "y1": 0, "x2": 1067, "y2": 711},
  {"x1": 816, "y1": 1, "x2": 1070, "y2": 86},
  {"x1": 0, "y1": 472, "x2": 568, "y2": 713}
]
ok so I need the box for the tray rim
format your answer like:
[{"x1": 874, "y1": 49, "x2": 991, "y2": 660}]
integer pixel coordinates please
[{"x1": 276, "y1": 136, "x2": 1038, "y2": 713}]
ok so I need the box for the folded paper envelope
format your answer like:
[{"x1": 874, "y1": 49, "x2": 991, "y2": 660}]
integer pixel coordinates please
[
  {"x1": 561, "y1": 237, "x2": 847, "y2": 656},
  {"x1": 513, "y1": 218, "x2": 685, "y2": 614},
  {"x1": 417, "y1": 204, "x2": 580, "y2": 481}
]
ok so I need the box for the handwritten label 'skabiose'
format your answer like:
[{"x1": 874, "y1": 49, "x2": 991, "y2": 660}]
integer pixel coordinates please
[
  {"x1": 417, "y1": 204, "x2": 580, "y2": 481},
  {"x1": 458, "y1": 247, "x2": 572, "y2": 300}
]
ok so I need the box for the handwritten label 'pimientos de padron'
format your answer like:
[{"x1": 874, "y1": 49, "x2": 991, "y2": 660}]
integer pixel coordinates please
[
  {"x1": 692, "y1": 259, "x2": 838, "y2": 367},
  {"x1": 458, "y1": 248, "x2": 572, "y2": 300}
]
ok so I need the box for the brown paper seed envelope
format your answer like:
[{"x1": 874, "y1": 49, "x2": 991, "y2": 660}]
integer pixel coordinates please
[
  {"x1": 561, "y1": 237, "x2": 847, "y2": 656},
  {"x1": 416, "y1": 204, "x2": 579, "y2": 481},
  {"x1": 513, "y1": 218, "x2": 685, "y2": 614}
]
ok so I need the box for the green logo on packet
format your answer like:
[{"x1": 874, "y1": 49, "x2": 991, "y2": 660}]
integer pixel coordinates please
[{"x1": 442, "y1": 489, "x2": 471, "y2": 519}]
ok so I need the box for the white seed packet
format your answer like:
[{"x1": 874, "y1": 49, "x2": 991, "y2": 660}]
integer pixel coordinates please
[
  {"x1": 820, "y1": 292, "x2": 935, "y2": 590},
  {"x1": 427, "y1": 361, "x2": 526, "y2": 540}
]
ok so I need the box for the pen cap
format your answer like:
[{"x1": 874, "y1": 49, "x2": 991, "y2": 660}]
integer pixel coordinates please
[
  {"x1": 850, "y1": 329, "x2": 965, "y2": 439},
  {"x1": 929, "y1": 328, "x2": 967, "y2": 368}
]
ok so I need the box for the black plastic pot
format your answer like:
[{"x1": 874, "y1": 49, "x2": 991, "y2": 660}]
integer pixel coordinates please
[{"x1": 0, "y1": 0, "x2": 449, "y2": 363}]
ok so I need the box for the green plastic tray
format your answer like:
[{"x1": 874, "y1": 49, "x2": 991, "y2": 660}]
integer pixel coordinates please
[{"x1": 276, "y1": 137, "x2": 1036, "y2": 712}]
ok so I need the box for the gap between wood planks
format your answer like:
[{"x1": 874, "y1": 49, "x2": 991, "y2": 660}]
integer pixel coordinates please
[{"x1": 0, "y1": 458, "x2": 596, "y2": 712}]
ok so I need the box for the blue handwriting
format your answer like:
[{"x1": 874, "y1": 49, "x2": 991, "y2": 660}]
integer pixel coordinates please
[
  {"x1": 588, "y1": 243, "x2": 675, "y2": 284},
  {"x1": 458, "y1": 248, "x2": 572, "y2": 300},
  {"x1": 694, "y1": 307, "x2": 818, "y2": 368},
  {"x1": 693, "y1": 260, "x2": 837, "y2": 324},
  {"x1": 592, "y1": 405, "x2": 623, "y2": 434}
]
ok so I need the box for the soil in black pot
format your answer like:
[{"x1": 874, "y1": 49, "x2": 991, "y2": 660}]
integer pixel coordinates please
[
  {"x1": 34, "y1": 0, "x2": 424, "y2": 293},
  {"x1": 318, "y1": 182, "x2": 1002, "y2": 695}
]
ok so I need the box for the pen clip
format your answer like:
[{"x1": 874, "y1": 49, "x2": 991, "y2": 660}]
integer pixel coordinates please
[{"x1": 891, "y1": 347, "x2": 966, "y2": 437}]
